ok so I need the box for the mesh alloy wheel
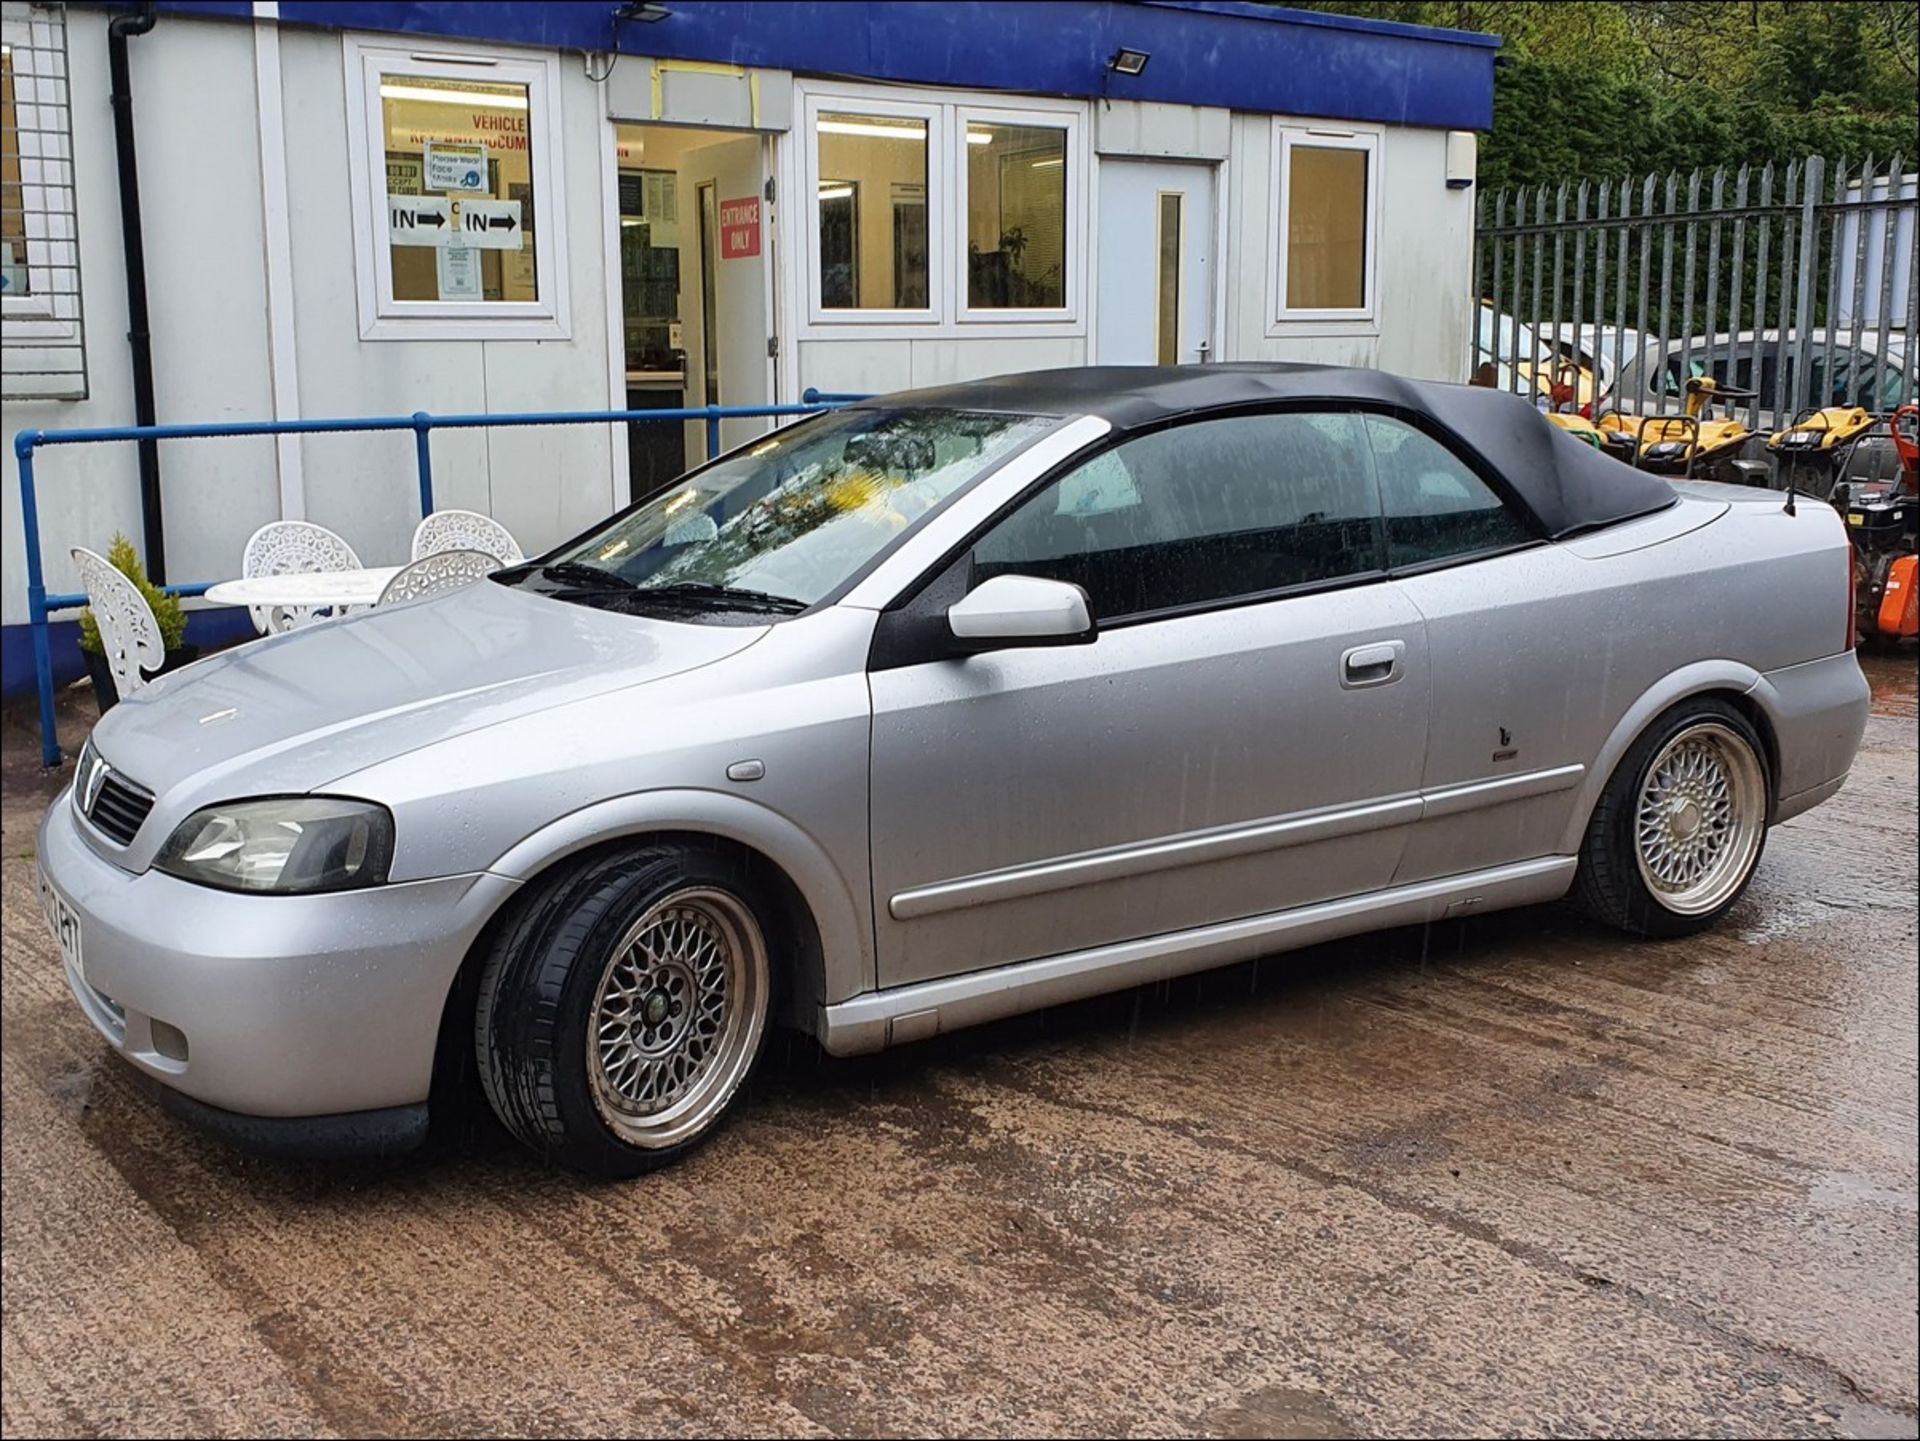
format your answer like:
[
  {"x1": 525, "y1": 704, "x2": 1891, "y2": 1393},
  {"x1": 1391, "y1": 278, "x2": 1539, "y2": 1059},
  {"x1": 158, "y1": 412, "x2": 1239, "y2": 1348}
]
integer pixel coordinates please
[
  {"x1": 585, "y1": 888, "x2": 769, "y2": 1150},
  {"x1": 1631, "y1": 720, "x2": 1767, "y2": 916}
]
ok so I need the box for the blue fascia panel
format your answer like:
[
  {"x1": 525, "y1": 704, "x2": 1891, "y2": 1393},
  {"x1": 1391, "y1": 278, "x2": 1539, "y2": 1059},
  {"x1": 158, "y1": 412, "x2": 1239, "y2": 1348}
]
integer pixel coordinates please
[{"x1": 135, "y1": 1, "x2": 1495, "y2": 131}]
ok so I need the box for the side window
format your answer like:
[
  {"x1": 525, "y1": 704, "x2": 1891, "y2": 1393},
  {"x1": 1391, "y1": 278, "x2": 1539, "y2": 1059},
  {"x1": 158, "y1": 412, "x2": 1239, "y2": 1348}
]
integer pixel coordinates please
[
  {"x1": 973, "y1": 412, "x2": 1385, "y2": 621},
  {"x1": 1364, "y1": 415, "x2": 1532, "y2": 567}
]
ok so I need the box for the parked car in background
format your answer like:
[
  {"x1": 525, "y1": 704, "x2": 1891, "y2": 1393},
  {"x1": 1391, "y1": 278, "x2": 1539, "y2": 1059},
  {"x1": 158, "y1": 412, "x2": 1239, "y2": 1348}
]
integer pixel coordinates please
[
  {"x1": 1612, "y1": 330, "x2": 1911, "y2": 427},
  {"x1": 38, "y1": 367, "x2": 1869, "y2": 1178},
  {"x1": 1471, "y1": 305, "x2": 1603, "y2": 410},
  {"x1": 1539, "y1": 321, "x2": 1640, "y2": 409}
]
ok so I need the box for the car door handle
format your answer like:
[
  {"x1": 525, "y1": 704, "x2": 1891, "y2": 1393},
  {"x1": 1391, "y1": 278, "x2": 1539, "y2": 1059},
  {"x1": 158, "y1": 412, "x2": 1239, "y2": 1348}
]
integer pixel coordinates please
[{"x1": 1341, "y1": 640, "x2": 1406, "y2": 689}]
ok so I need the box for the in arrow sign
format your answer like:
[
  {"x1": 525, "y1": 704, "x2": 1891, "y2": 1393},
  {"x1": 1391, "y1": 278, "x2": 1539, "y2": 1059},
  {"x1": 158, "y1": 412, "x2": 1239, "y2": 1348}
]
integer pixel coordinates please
[{"x1": 486, "y1": 215, "x2": 517, "y2": 230}]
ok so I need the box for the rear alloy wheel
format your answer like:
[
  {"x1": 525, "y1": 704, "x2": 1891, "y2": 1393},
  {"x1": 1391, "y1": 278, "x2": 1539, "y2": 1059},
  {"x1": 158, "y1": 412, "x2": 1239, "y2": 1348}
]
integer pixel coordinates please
[
  {"x1": 1573, "y1": 699, "x2": 1771, "y2": 938},
  {"x1": 475, "y1": 845, "x2": 774, "y2": 1177},
  {"x1": 1629, "y1": 722, "x2": 1767, "y2": 917}
]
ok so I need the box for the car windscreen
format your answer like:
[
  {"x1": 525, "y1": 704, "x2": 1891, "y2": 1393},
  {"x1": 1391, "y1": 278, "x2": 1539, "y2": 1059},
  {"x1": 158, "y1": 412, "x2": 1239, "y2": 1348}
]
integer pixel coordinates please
[{"x1": 500, "y1": 407, "x2": 1058, "y2": 618}]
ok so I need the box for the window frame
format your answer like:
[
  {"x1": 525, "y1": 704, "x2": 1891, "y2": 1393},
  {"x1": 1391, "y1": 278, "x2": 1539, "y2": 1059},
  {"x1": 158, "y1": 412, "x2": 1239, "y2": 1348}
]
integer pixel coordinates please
[
  {"x1": 1, "y1": 9, "x2": 85, "y2": 380},
  {"x1": 1268, "y1": 123, "x2": 1381, "y2": 330},
  {"x1": 875, "y1": 403, "x2": 1545, "y2": 639},
  {"x1": 1361, "y1": 410, "x2": 1540, "y2": 575},
  {"x1": 791, "y1": 80, "x2": 1087, "y2": 341},
  {"x1": 953, "y1": 100, "x2": 1084, "y2": 325},
  {"x1": 343, "y1": 37, "x2": 569, "y2": 341},
  {"x1": 800, "y1": 91, "x2": 946, "y2": 327},
  {"x1": 967, "y1": 407, "x2": 1391, "y2": 628}
]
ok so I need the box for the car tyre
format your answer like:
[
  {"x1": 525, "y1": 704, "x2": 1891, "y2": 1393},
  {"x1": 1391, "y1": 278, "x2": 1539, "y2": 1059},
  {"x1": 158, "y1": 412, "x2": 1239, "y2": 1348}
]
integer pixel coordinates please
[
  {"x1": 1572, "y1": 698, "x2": 1772, "y2": 939},
  {"x1": 474, "y1": 843, "x2": 775, "y2": 1177}
]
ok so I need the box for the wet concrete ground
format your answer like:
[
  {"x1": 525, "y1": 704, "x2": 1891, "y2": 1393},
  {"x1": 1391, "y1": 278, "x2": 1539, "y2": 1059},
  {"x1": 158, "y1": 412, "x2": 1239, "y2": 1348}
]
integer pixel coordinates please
[{"x1": 2, "y1": 654, "x2": 1915, "y2": 1439}]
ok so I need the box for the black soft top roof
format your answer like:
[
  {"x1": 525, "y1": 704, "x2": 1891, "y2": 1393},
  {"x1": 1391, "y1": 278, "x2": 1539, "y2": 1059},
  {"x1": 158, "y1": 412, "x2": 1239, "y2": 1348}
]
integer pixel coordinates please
[{"x1": 857, "y1": 364, "x2": 1677, "y2": 540}]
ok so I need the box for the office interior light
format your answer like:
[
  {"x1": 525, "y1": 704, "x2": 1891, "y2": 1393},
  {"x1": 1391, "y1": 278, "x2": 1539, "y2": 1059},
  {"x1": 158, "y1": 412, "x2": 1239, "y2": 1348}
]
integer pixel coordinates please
[
  {"x1": 1108, "y1": 48, "x2": 1150, "y2": 76},
  {"x1": 818, "y1": 118, "x2": 928, "y2": 140},
  {"x1": 379, "y1": 82, "x2": 527, "y2": 109}
]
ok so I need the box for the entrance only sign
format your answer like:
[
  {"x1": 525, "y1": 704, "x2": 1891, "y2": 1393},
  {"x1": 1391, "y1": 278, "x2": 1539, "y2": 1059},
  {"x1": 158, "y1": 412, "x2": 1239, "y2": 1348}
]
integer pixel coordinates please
[{"x1": 720, "y1": 196, "x2": 761, "y2": 259}]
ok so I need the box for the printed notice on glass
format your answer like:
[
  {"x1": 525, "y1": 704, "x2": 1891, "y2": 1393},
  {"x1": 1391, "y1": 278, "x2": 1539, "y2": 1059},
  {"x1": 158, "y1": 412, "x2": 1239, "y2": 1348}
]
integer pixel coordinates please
[
  {"x1": 424, "y1": 141, "x2": 489, "y2": 193},
  {"x1": 389, "y1": 195, "x2": 453, "y2": 246},
  {"x1": 454, "y1": 198, "x2": 524, "y2": 250},
  {"x1": 437, "y1": 243, "x2": 482, "y2": 300}
]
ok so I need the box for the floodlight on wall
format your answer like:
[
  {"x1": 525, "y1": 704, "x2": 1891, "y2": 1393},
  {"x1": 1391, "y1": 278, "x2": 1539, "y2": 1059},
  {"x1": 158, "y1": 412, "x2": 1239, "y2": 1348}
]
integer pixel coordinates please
[
  {"x1": 1108, "y1": 48, "x2": 1150, "y2": 76},
  {"x1": 613, "y1": 1, "x2": 671, "y2": 21}
]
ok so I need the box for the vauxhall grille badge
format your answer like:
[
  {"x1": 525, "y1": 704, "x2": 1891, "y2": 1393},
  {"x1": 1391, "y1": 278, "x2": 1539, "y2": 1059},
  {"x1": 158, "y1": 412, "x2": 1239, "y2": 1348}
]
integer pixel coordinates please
[{"x1": 79, "y1": 750, "x2": 109, "y2": 816}]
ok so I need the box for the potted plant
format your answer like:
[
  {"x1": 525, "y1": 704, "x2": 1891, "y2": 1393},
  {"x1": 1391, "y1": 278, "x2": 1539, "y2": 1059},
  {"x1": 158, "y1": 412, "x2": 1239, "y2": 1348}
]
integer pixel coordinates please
[{"x1": 77, "y1": 534, "x2": 196, "y2": 712}]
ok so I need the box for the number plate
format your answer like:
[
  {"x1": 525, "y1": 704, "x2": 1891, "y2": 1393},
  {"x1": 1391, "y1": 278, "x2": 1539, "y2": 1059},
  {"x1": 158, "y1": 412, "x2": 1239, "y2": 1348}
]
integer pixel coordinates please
[{"x1": 35, "y1": 864, "x2": 84, "y2": 986}]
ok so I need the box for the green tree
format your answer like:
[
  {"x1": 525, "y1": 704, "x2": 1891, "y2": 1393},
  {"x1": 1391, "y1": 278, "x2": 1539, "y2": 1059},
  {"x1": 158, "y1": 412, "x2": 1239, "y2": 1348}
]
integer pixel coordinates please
[
  {"x1": 77, "y1": 534, "x2": 187, "y2": 655},
  {"x1": 1275, "y1": 2, "x2": 1920, "y2": 190}
]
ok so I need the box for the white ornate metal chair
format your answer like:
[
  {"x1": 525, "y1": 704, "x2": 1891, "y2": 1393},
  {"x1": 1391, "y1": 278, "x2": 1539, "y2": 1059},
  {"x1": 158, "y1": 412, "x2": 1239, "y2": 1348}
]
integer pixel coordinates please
[
  {"x1": 376, "y1": 548, "x2": 498, "y2": 607},
  {"x1": 71, "y1": 546, "x2": 165, "y2": 698},
  {"x1": 410, "y1": 509, "x2": 524, "y2": 566},
  {"x1": 241, "y1": 520, "x2": 363, "y2": 635}
]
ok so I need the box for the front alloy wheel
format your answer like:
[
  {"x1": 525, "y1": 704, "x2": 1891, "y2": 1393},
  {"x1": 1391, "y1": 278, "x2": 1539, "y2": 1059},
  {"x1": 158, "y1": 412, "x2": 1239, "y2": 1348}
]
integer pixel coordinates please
[
  {"x1": 476, "y1": 845, "x2": 776, "y2": 1177},
  {"x1": 586, "y1": 889, "x2": 768, "y2": 1151}
]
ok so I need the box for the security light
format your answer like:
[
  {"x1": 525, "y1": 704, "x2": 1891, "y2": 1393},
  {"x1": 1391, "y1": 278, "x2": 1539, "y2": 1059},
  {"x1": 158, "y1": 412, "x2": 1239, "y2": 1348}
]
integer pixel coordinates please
[
  {"x1": 614, "y1": 1, "x2": 671, "y2": 21},
  {"x1": 1108, "y1": 48, "x2": 1150, "y2": 76}
]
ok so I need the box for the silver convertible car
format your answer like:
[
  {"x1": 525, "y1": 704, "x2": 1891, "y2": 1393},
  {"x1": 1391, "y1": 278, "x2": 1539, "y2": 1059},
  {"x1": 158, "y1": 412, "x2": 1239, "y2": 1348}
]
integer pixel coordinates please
[{"x1": 38, "y1": 367, "x2": 1869, "y2": 1176}]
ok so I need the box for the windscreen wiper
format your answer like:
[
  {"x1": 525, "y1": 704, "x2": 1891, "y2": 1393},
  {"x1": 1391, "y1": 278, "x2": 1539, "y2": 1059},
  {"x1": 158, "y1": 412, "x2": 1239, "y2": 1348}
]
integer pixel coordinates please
[
  {"x1": 632, "y1": 581, "x2": 807, "y2": 614},
  {"x1": 539, "y1": 560, "x2": 636, "y2": 591}
]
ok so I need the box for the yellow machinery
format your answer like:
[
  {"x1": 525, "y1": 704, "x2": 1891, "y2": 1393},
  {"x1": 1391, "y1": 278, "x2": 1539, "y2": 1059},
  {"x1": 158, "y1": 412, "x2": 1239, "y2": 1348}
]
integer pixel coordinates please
[
  {"x1": 1766, "y1": 405, "x2": 1880, "y2": 501},
  {"x1": 1545, "y1": 411, "x2": 1638, "y2": 465},
  {"x1": 1523, "y1": 357, "x2": 1599, "y2": 412},
  {"x1": 1618, "y1": 376, "x2": 1758, "y2": 479}
]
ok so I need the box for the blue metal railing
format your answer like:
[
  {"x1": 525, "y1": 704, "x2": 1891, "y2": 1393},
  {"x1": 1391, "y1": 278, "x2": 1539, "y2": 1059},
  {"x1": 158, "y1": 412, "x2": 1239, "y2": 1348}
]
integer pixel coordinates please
[{"x1": 14, "y1": 400, "x2": 856, "y2": 768}]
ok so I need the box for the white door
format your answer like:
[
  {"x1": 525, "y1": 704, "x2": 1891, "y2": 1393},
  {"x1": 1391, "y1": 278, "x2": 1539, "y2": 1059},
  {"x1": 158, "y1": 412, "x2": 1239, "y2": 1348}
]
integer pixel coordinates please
[
  {"x1": 677, "y1": 136, "x2": 772, "y2": 458},
  {"x1": 1096, "y1": 160, "x2": 1214, "y2": 365}
]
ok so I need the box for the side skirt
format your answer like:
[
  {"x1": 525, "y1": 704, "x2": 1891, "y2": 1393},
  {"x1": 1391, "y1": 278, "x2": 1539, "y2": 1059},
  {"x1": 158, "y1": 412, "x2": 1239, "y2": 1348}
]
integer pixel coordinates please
[{"x1": 818, "y1": 855, "x2": 1578, "y2": 1056}]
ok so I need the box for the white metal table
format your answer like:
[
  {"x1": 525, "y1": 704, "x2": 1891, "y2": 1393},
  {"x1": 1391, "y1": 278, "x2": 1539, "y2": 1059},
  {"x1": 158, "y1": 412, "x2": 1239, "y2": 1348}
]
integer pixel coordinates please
[{"x1": 203, "y1": 567, "x2": 403, "y2": 611}]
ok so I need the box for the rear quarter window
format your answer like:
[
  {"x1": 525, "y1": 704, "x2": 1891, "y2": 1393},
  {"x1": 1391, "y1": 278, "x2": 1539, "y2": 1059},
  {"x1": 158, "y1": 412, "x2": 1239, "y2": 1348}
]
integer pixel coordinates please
[{"x1": 1364, "y1": 415, "x2": 1532, "y2": 567}]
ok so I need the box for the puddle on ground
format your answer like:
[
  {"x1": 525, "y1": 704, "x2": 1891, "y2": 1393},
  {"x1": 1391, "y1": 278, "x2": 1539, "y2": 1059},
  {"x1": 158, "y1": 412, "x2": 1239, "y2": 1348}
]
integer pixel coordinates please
[
  {"x1": 1808, "y1": 1169, "x2": 1919, "y2": 1217},
  {"x1": 1861, "y1": 649, "x2": 1917, "y2": 719},
  {"x1": 1203, "y1": 1384, "x2": 1357, "y2": 1439}
]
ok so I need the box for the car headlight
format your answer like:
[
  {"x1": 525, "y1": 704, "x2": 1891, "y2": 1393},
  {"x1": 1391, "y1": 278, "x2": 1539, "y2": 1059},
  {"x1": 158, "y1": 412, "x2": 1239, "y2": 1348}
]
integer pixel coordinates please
[{"x1": 155, "y1": 797, "x2": 394, "y2": 894}]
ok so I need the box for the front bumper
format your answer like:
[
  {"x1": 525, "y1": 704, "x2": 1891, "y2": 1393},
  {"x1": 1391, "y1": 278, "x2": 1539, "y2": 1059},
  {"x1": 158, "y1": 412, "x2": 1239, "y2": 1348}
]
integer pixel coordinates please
[
  {"x1": 126, "y1": 1062, "x2": 430, "y2": 1158},
  {"x1": 37, "y1": 794, "x2": 518, "y2": 1122}
]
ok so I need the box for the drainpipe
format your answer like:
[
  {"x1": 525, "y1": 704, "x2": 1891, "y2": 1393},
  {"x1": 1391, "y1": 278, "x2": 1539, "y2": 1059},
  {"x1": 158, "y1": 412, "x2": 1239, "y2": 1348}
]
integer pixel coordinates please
[{"x1": 108, "y1": 1, "x2": 164, "y2": 582}]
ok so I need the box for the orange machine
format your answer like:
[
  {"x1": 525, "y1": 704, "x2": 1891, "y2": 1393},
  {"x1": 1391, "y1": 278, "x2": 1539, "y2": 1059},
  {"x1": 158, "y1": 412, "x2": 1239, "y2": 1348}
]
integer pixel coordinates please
[
  {"x1": 1878, "y1": 555, "x2": 1919, "y2": 638},
  {"x1": 1843, "y1": 403, "x2": 1918, "y2": 641}
]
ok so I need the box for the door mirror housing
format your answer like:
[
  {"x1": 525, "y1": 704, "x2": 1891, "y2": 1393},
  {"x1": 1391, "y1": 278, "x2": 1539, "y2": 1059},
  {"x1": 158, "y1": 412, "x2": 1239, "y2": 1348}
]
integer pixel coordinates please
[{"x1": 946, "y1": 574, "x2": 1097, "y2": 653}]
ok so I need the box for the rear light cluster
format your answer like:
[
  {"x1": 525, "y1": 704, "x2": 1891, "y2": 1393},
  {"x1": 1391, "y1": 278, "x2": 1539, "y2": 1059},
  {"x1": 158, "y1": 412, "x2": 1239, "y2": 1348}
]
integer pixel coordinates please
[{"x1": 1845, "y1": 547, "x2": 1859, "y2": 651}]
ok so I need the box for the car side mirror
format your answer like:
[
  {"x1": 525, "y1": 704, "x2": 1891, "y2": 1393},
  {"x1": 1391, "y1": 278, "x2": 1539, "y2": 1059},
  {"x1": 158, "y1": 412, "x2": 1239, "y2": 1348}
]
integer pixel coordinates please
[{"x1": 945, "y1": 574, "x2": 1096, "y2": 654}]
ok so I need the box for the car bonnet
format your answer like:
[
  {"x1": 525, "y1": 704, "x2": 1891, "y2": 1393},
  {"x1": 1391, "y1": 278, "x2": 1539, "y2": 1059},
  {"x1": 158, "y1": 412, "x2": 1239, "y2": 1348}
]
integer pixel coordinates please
[{"x1": 87, "y1": 578, "x2": 768, "y2": 811}]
